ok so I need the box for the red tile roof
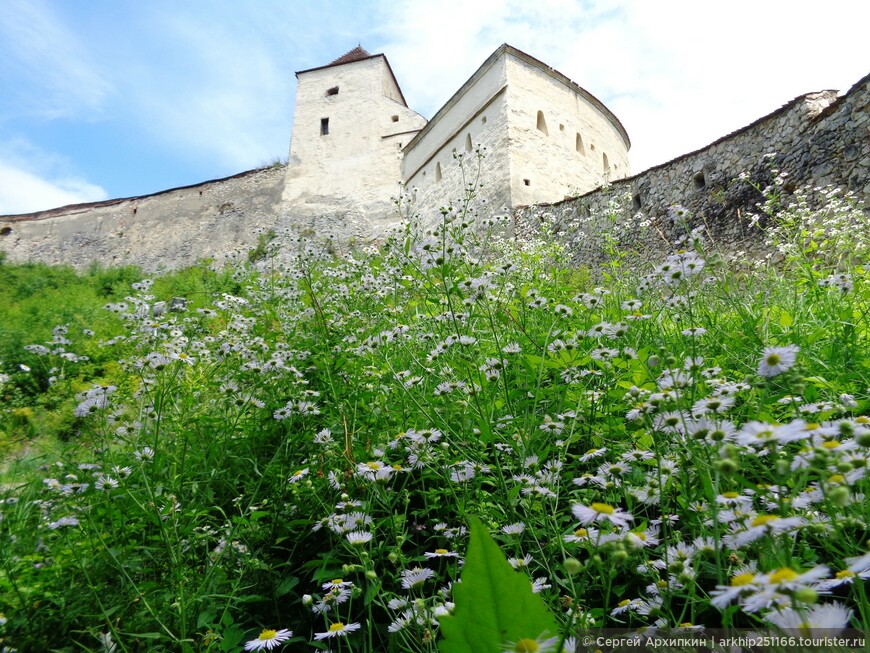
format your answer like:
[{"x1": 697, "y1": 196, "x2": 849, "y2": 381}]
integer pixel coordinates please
[{"x1": 329, "y1": 45, "x2": 371, "y2": 66}]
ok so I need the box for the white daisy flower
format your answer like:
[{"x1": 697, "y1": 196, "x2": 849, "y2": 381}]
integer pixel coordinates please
[
  {"x1": 572, "y1": 502, "x2": 633, "y2": 529},
  {"x1": 313, "y1": 621, "x2": 361, "y2": 640},
  {"x1": 757, "y1": 344, "x2": 799, "y2": 377},
  {"x1": 244, "y1": 627, "x2": 292, "y2": 650},
  {"x1": 766, "y1": 602, "x2": 852, "y2": 633}
]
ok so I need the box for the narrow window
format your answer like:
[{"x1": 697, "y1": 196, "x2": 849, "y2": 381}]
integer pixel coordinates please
[
  {"x1": 559, "y1": 123, "x2": 565, "y2": 132},
  {"x1": 465, "y1": 133, "x2": 472, "y2": 152},
  {"x1": 320, "y1": 118, "x2": 329, "y2": 135},
  {"x1": 481, "y1": 116, "x2": 487, "y2": 124},
  {"x1": 693, "y1": 171, "x2": 707, "y2": 189},
  {"x1": 326, "y1": 86, "x2": 339, "y2": 96},
  {"x1": 523, "y1": 179, "x2": 531, "y2": 186},
  {"x1": 602, "y1": 152, "x2": 609, "y2": 171},
  {"x1": 435, "y1": 162, "x2": 442, "y2": 182},
  {"x1": 632, "y1": 194, "x2": 642, "y2": 211},
  {"x1": 391, "y1": 115, "x2": 399, "y2": 122},
  {"x1": 536, "y1": 111, "x2": 548, "y2": 136},
  {"x1": 575, "y1": 133, "x2": 585, "y2": 155}
]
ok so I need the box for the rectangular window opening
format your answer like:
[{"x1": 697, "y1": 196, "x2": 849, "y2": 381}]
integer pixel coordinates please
[
  {"x1": 326, "y1": 86, "x2": 339, "y2": 96},
  {"x1": 523, "y1": 179, "x2": 531, "y2": 186},
  {"x1": 320, "y1": 118, "x2": 329, "y2": 135},
  {"x1": 693, "y1": 171, "x2": 706, "y2": 189}
]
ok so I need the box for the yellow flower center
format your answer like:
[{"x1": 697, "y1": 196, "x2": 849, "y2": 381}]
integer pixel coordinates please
[
  {"x1": 836, "y1": 570, "x2": 856, "y2": 579},
  {"x1": 513, "y1": 639, "x2": 540, "y2": 653},
  {"x1": 331, "y1": 578, "x2": 343, "y2": 584},
  {"x1": 722, "y1": 491, "x2": 740, "y2": 499},
  {"x1": 618, "y1": 599, "x2": 631, "y2": 607},
  {"x1": 366, "y1": 462, "x2": 381, "y2": 470},
  {"x1": 573, "y1": 528, "x2": 588, "y2": 537},
  {"x1": 751, "y1": 514, "x2": 780, "y2": 527},
  {"x1": 585, "y1": 448, "x2": 598, "y2": 455},
  {"x1": 435, "y1": 549, "x2": 449, "y2": 555},
  {"x1": 828, "y1": 474, "x2": 846, "y2": 484},
  {"x1": 822, "y1": 440, "x2": 841, "y2": 449},
  {"x1": 765, "y1": 353, "x2": 782, "y2": 365},
  {"x1": 591, "y1": 502, "x2": 615, "y2": 514},
  {"x1": 259, "y1": 629, "x2": 278, "y2": 640},
  {"x1": 293, "y1": 470, "x2": 304, "y2": 476},
  {"x1": 680, "y1": 622, "x2": 694, "y2": 628},
  {"x1": 329, "y1": 622, "x2": 346, "y2": 632},
  {"x1": 731, "y1": 573, "x2": 756, "y2": 586},
  {"x1": 768, "y1": 568, "x2": 800, "y2": 584}
]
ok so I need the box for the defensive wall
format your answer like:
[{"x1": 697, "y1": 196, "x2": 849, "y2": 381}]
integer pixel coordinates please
[
  {"x1": 1, "y1": 62, "x2": 867, "y2": 272},
  {"x1": 0, "y1": 165, "x2": 285, "y2": 271},
  {"x1": 514, "y1": 72, "x2": 870, "y2": 268}
]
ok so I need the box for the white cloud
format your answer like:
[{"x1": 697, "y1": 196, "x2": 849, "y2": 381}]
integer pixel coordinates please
[
  {"x1": 0, "y1": 0, "x2": 111, "y2": 120},
  {"x1": 0, "y1": 161, "x2": 107, "y2": 214},
  {"x1": 375, "y1": 0, "x2": 870, "y2": 172}
]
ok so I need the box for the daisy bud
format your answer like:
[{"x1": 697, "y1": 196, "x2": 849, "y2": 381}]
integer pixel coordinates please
[
  {"x1": 302, "y1": 594, "x2": 313, "y2": 606},
  {"x1": 829, "y1": 486, "x2": 850, "y2": 507},
  {"x1": 794, "y1": 588, "x2": 818, "y2": 604},
  {"x1": 836, "y1": 461, "x2": 853, "y2": 473},
  {"x1": 856, "y1": 432, "x2": 870, "y2": 448},
  {"x1": 648, "y1": 355, "x2": 661, "y2": 368},
  {"x1": 388, "y1": 552, "x2": 399, "y2": 564},
  {"x1": 714, "y1": 458, "x2": 738, "y2": 474},
  {"x1": 365, "y1": 570, "x2": 378, "y2": 580},
  {"x1": 612, "y1": 550, "x2": 629, "y2": 564},
  {"x1": 564, "y1": 557, "x2": 583, "y2": 576}
]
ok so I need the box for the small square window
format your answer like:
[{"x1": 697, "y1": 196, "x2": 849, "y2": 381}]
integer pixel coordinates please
[
  {"x1": 391, "y1": 115, "x2": 399, "y2": 122},
  {"x1": 326, "y1": 86, "x2": 339, "y2": 96},
  {"x1": 523, "y1": 179, "x2": 531, "y2": 186}
]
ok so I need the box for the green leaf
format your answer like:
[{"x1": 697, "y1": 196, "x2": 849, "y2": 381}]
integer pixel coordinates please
[
  {"x1": 219, "y1": 624, "x2": 245, "y2": 651},
  {"x1": 437, "y1": 516, "x2": 561, "y2": 653}
]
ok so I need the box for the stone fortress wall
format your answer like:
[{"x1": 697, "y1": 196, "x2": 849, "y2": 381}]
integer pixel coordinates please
[
  {"x1": 0, "y1": 42, "x2": 867, "y2": 273},
  {"x1": 514, "y1": 72, "x2": 870, "y2": 268},
  {"x1": 0, "y1": 164, "x2": 285, "y2": 271}
]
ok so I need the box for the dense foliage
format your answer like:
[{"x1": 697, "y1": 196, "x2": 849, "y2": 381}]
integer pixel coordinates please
[{"x1": 1, "y1": 160, "x2": 868, "y2": 652}]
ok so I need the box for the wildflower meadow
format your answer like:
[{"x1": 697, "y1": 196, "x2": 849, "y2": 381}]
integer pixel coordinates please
[{"x1": 1, "y1": 154, "x2": 869, "y2": 652}]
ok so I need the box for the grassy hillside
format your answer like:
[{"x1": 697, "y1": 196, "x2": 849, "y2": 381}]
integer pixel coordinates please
[{"x1": 0, "y1": 176, "x2": 868, "y2": 652}]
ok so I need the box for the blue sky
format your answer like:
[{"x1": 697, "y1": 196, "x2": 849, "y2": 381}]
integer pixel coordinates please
[{"x1": 1, "y1": 0, "x2": 868, "y2": 214}]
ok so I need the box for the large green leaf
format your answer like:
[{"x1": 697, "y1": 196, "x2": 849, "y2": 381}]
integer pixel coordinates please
[{"x1": 438, "y1": 516, "x2": 561, "y2": 653}]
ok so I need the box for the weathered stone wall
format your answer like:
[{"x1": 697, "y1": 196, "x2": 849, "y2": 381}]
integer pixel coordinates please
[
  {"x1": 513, "y1": 72, "x2": 869, "y2": 268},
  {"x1": 0, "y1": 165, "x2": 285, "y2": 272}
]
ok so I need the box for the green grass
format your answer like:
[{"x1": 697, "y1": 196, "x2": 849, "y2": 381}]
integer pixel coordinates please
[{"x1": 0, "y1": 166, "x2": 868, "y2": 652}]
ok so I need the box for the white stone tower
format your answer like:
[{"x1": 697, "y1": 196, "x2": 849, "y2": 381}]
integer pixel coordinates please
[{"x1": 281, "y1": 46, "x2": 426, "y2": 235}]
